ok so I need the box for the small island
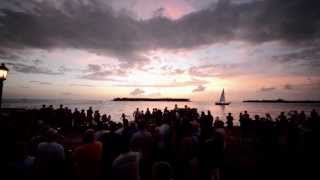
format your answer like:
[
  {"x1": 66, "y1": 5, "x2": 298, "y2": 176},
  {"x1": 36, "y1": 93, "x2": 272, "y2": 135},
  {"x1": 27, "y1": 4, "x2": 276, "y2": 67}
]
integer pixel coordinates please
[
  {"x1": 113, "y1": 97, "x2": 191, "y2": 102},
  {"x1": 243, "y1": 99, "x2": 320, "y2": 103}
]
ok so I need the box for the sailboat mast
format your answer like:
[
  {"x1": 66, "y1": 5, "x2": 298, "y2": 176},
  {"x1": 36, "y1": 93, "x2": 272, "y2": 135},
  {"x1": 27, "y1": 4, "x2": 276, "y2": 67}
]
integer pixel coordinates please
[{"x1": 220, "y1": 88, "x2": 225, "y2": 103}]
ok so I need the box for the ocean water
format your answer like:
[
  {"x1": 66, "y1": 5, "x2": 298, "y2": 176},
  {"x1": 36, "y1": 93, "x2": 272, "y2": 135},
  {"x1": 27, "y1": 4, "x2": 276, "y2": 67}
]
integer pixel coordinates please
[{"x1": 3, "y1": 99, "x2": 320, "y2": 125}]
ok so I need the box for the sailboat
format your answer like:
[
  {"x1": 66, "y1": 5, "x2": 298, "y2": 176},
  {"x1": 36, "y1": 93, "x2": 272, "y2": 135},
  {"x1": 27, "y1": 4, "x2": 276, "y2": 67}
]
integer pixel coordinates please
[{"x1": 215, "y1": 89, "x2": 231, "y2": 105}]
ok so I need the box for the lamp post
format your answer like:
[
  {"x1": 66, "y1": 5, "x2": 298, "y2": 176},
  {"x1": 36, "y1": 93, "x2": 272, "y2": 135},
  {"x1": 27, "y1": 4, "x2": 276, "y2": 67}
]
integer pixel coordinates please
[{"x1": 0, "y1": 63, "x2": 9, "y2": 109}]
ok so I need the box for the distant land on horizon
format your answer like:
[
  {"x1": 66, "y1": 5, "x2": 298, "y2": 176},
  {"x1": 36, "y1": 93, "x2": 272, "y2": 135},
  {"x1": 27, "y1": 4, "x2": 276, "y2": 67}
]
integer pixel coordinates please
[
  {"x1": 243, "y1": 99, "x2": 320, "y2": 103},
  {"x1": 113, "y1": 97, "x2": 191, "y2": 102}
]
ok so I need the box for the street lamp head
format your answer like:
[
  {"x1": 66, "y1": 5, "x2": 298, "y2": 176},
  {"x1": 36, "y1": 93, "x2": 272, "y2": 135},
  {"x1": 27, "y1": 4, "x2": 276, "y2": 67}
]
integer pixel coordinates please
[{"x1": 0, "y1": 63, "x2": 9, "y2": 81}]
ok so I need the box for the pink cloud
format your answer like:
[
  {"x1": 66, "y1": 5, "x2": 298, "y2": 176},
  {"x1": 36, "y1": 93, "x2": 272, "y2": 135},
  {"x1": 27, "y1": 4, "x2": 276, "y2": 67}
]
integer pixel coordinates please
[{"x1": 162, "y1": 0, "x2": 194, "y2": 19}]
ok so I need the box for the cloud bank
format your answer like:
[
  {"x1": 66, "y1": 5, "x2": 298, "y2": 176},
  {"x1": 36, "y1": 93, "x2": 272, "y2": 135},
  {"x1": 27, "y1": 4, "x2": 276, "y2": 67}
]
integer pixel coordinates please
[
  {"x1": 193, "y1": 85, "x2": 206, "y2": 92},
  {"x1": 0, "y1": 0, "x2": 319, "y2": 67},
  {"x1": 130, "y1": 88, "x2": 145, "y2": 96}
]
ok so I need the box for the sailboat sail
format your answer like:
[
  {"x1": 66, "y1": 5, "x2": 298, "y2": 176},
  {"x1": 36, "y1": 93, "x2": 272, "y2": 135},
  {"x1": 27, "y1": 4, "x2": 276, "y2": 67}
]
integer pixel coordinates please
[
  {"x1": 215, "y1": 88, "x2": 230, "y2": 105},
  {"x1": 219, "y1": 89, "x2": 225, "y2": 103}
]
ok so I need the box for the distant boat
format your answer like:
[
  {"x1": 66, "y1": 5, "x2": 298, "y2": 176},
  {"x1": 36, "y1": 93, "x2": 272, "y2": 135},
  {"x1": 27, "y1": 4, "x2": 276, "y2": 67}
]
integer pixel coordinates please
[{"x1": 215, "y1": 89, "x2": 231, "y2": 105}]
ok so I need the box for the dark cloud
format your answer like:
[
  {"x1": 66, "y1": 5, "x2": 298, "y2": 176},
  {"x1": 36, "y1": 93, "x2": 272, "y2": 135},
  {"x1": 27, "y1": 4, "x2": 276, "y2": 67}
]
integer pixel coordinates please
[
  {"x1": 0, "y1": 48, "x2": 21, "y2": 61},
  {"x1": 192, "y1": 85, "x2": 206, "y2": 92},
  {"x1": 81, "y1": 64, "x2": 127, "y2": 81},
  {"x1": 58, "y1": 65, "x2": 73, "y2": 73},
  {"x1": 87, "y1": 64, "x2": 102, "y2": 72},
  {"x1": 32, "y1": 59, "x2": 43, "y2": 65},
  {"x1": 69, "y1": 83, "x2": 95, "y2": 87},
  {"x1": 0, "y1": 0, "x2": 150, "y2": 67},
  {"x1": 260, "y1": 82, "x2": 319, "y2": 92},
  {"x1": 260, "y1": 87, "x2": 276, "y2": 92},
  {"x1": 82, "y1": 70, "x2": 113, "y2": 80},
  {"x1": 161, "y1": 66, "x2": 185, "y2": 75},
  {"x1": 115, "y1": 78, "x2": 208, "y2": 88},
  {"x1": 189, "y1": 64, "x2": 243, "y2": 77},
  {"x1": 130, "y1": 88, "x2": 145, "y2": 96},
  {"x1": 0, "y1": 0, "x2": 319, "y2": 66},
  {"x1": 272, "y1": 42, "x2": 320, "y2": 74},
  {"x1": 189, "y1": 64, "x2": 222, "y2": 77},
  {"x1": 29, "y1": 80, "x2": 52, "y2": 85},
  {"x1": 7, "y1": 62, "x2": 64, "y2": 75}
]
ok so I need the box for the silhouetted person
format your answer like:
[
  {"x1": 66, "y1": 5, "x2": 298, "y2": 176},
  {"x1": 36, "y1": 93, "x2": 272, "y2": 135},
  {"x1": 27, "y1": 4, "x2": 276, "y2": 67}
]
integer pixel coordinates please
[
  {"x1": 299, "y1": 111, "x2": 306, "y2": 123},
  {"x1": 101, "y1": 123, "x2": 125, "y2": 179},
  {"x1": 240, "y1": 111, "x2": 250, "y2": 135},
  {"x1": 177, "y1": 122, "x2": 199, "y2": 180},
  {"x1": 94, "y1": 110, "x2": 101, "y2": 127},
  {"x1": 244, "y1": 110, "x2": 250, "y2": 120},
  {"x1": 155, "y1": 116, "x2": 171, "y2": 161},
  {"x1": 7, "y1": 101, "x2": 320, "y2": 180},
  {"x1": 164, "y1": 107, "x2": 169, "y2": 113},
  {"x1": 254, "y1": 115, "x2": 260, "y2": 121},
  {"x1": 207, "y1": 111, "x2": 214, "y2": 124},
  {"x1": 65, "y1": 107, "x2": 73, "y2": 129},
  {"x1": 86, "y1": 107, "x2": 93, "y2": 126},
  {"x1": 73, "y1": 108, "x2": 81, "y2": 128},
  {"x1": 121, "y1": 113, "x2": 127, "y2": 122},
  {"x1": 9, "y1": 142, "x2": 35, "y2": 177},
  {"x1": 200, "y1": 131, "x2": 225, "y2": 180},
  {"x1": 133, "y1": 108, "x2": 140, "y2": 121},
  {"x1": 130, "y1": 120, "x2": 154, "y2": 180},
  {"x1": 47, "y1": 105, "x2": 54, "y2": 125},
  {"x1": 278, "y1": 112, "x2": 288, "y2": 126},
  {"x1": 112, "y1": 141, "x2": 140, "y2": 180},
  {"x1": 266, "y1": 113, "x2": 273, "y2": 122},
  {"x1": 200, "y1": 111, "x2": 213, "y2": 141},
  {"x1": 174, "y1": 104, "x2": 178, "y2": 110},
  {"x1": 307, "y1": 109, "x2": 319, "y2": 129},
  {"x1": 239, "y1": 112, "x2": 243, "y2": 124},
  {"x1": 152, "y1": 161, "x2": 173, "y2": 180},
  {"x1": 214, "y1": 117, "x2": 224, "y2": 134},
  {"x1": 80, "y1": 109, "x2": 86, "y2": 127},
  {"x1": 200, "y1": 111, "x2": 206, "y2": 122},
  {"x1": 40, "y1": 105, "x2": 47, "y2": 122},
  {"x1": 226, "y1": 112, "x2": 234, "y2": 128},
  {"x1": 101, "y1": 114, "x2": 107, "y2": 126},
  {"x1": 56, "y1": 104, "x2": 65, "y2": 127},
  {"x1": 40, "y1": 104, "x2": 46, "y2": 110},
  {"x1": 118, "y1": 117, "x2": 134, "y2": 147},
  {"x1": 73, "y1": 129, "x2": 103, "y2": 178},
  {"x1": 145, "y1": 108, "x2": 152, "y2": 122},
  {"x1": 155, "y1": 109, "x2": 163, "y2": 123},
  {"x1": 35, "y1": 128, "x2": 65, "y2": 177},
  {"x1": 311, "y1": 109, "x2": 318, "y2": 119}
]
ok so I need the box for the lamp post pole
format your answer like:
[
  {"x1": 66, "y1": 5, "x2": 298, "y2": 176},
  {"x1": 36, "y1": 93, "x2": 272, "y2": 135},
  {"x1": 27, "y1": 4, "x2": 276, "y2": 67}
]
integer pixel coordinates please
[
  {"x1": 0, "y1": 80, "x2": 3, "y2": 109},
  {"x1": 0, "y1": 63, "x2": 9, "y2": 109}
]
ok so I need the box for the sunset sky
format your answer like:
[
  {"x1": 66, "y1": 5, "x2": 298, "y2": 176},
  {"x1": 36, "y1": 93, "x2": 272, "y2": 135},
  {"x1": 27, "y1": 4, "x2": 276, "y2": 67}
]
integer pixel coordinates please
[{"x1": 0, "y1": 0, "x2": 319, "y2": 101}]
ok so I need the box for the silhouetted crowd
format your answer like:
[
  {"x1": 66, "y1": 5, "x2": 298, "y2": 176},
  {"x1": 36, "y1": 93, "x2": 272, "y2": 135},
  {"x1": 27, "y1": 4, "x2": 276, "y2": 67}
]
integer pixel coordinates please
[{"x1": 1, "y1": 105, "x2": 319, "y2": 180}]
